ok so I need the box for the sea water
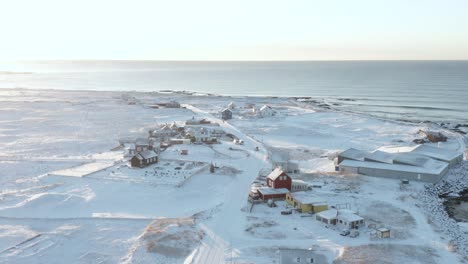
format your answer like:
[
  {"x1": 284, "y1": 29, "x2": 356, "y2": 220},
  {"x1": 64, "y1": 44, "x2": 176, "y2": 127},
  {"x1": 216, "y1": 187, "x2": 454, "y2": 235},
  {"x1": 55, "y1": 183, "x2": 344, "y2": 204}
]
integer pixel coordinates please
[{"x1": 1, "y1": 60, "x2": 467, "y2": 125}]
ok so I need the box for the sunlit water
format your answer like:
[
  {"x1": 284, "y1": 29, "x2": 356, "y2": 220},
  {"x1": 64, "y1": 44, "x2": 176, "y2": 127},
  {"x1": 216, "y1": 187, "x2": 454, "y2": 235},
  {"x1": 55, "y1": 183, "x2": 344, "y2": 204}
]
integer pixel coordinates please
[{"x1": 1, "y1": 60, "x2": 467, "y2": 126}]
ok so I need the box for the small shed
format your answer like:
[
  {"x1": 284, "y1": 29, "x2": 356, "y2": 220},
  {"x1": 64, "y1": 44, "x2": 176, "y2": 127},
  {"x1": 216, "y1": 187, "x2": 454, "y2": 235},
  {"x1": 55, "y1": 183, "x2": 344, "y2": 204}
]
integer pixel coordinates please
[
  {"x1": 266, "y1": 168, "x2": 292, "y2": 191},
  {"x1": 257, "y1": 187, "x2": 289, "y2": 201},
  {"x1": 316, "y1": 209, "x2": 337, "y2": 225},
  {"x1": 377, "y1": 228, "x2": 391, "y2": 238},
  {"x1": 221, "y1": 108, "x2": 233, "y2": 120},
  {"x1": 130, "y1": 150, "x2": 158, "y2": 168}
]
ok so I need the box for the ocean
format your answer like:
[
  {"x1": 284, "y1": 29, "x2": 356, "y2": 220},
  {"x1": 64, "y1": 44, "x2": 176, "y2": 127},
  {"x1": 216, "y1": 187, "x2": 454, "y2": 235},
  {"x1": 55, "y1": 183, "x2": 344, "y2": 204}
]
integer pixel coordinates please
[{"x1": 1, "y1": 60, "x2": 467, "y2": 127}]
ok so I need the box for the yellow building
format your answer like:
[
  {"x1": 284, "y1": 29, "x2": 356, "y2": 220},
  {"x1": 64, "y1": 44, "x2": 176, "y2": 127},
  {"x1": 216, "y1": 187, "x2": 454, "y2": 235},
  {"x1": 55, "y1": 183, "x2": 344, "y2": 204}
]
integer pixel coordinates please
[{"x1": 286, "y1": 191, "x2": 328, "y2": 213}]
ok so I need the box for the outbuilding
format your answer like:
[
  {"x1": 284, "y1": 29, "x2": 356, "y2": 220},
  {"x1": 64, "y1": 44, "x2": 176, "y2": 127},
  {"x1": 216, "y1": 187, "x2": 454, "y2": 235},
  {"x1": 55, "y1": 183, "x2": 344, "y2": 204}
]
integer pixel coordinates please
[
  {"x1": 266, "y1": 168, "x2": 292, "y2": 191},
  {"x1": 257, "y1": 187, "x2": 289, "y2": 201},
  {"x1": 286, "y1": 192, "x2": 328, "y2": 213},
  {"x1": 221, "y1": 108, "x2": 233, "y2": 120},
  {"x1": 377, "y1": 228, "x2": 391, "y2": 238}
]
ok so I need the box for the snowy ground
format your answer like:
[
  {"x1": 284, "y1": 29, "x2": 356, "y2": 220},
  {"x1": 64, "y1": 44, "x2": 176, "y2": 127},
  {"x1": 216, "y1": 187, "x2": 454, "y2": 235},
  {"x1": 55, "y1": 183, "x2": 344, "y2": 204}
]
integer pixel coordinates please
[{"x1": 0, "y1": 88, "x2": 466, "y2": 263}]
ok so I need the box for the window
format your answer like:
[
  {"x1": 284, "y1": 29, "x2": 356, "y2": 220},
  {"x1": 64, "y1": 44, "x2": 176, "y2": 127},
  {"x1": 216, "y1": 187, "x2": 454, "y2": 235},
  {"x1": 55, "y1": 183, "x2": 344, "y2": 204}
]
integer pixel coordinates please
[
  {"x1": 296, "y1": 257, "x2": 301, "y2": 263},
  {"x1": 309, "y1": 258, "x2": 314, "y2": 263}
]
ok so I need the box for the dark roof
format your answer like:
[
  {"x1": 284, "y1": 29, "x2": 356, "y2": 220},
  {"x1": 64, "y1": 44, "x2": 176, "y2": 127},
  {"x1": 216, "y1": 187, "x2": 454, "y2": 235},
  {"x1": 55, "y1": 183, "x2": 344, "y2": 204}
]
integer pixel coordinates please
[{"x1": 136, "y1": 150, "x2": 158, "y2": 160}]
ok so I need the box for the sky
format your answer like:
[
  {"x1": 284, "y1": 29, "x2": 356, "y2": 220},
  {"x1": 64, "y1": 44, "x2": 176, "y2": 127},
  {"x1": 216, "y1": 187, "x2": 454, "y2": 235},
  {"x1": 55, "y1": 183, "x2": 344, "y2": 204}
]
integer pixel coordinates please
[{"x1": 0, "y1": 0, "x2": 468, "y2": 61}]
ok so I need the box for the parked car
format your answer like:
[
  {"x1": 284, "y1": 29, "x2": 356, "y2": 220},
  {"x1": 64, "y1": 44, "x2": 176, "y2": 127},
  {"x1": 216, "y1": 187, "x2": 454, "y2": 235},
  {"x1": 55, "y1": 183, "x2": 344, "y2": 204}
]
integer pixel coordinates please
[
  {"x1": 350, "y1": 230, "x2": 359, "y2": 238},
  {"x1": 340, "y1": 229, "x2": 350, "y2": 236},
  {"x1": 281, "y1": 210, "x2": 292, "y2": 215}
]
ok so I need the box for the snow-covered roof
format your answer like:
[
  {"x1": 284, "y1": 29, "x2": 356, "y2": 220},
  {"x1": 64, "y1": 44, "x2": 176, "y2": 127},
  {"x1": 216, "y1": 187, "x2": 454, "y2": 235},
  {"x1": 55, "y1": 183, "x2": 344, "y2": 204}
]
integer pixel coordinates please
[
  {"x1": 364, "y1": 150, "x2": 396, "y2": 164},
  {"x1": 267, "y1": 168, "x2": 287, "y2": 181},
  {"x1": 339, "y1": 148, "x2": 369, "y2": 161},
  {"x1": 257, "y1": 187, "x2": 289, "y2": 195},
  {"x1": 411, "y1": 144, "x2": 463, "y2": 163},
  {"x1": 337, "y1": 209, "x2": 364, "y2": 222},
  {"x1": 289, "y1": 192, "x2": 326, "y2": 205},
  {"x1": 339, "y1": 159, "x2": 448, "y2": 175},
  {"x1": 317, "y1": 209, "x2": 338, "y2": 219},
  {"x1": 222, "y1": 108, "x2": 232, "y2": 114},
  {"x1": 292, "y1": 179, "x2": 308, "y2": 186},
  {"x1": 260, "y1": 105, "x2": 272, "y2": 111},
  {"x1": 317, "y1": 209, "x2": 363, "y2": 222},
  {"x1": 137, "y1": 150, "x2": 158, "y2": 160},
  {"x1": 393, "y1": 152, "x2": 432, "y2": 167}
]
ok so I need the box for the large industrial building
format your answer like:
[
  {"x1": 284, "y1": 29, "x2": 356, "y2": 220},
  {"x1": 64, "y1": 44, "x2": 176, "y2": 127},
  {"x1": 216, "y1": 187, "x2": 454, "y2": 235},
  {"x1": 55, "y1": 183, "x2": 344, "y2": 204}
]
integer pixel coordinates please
[{"x1": 336, "y1": 145, "x2": 463, "y2": 183}]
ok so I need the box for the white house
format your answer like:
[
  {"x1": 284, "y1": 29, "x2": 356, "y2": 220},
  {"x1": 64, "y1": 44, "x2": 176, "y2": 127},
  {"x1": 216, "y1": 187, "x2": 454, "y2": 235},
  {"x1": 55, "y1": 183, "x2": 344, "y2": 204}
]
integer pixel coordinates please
[
  {"x1": 227, "y1": 102, "x2": 236, "y2": 109},
  {"x1": 316, "y1": 209, "x2": 364, "y2": 229}
]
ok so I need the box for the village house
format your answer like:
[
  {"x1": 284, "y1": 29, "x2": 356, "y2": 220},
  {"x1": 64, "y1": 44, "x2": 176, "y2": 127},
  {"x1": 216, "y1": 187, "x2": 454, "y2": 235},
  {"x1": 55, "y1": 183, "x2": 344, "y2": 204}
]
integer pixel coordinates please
[
  {"x1": 257, "y1": 187, "x2": 289, "y2": 201},
  {"x1": 130, "y1": 150, "x2": 158, "y2": 168},
  {"x1": 286, "y1": 192, "x2": 328, "y2": 213},
  {"x1": 266, "y1": 168, "x2": 292, "y2": 191},
  {"x1": 279, "y1": 248, "x2": 328, "y2": 264},
  {"x1": 184, "y1": 127, "x2": 217, "y2": 144},
  {"x1": 135, "y1": 138, "x2": 151, "y2": 152},
  {"x1": 259, "y1": 105, "x2": 275, "y2": 117},
  {"x1": 151, "y1": 123, "x2": 179, "y2": 139},
  {"x1": 221, "y1": 108, "x2": 232, "y2": 120},
  {"x1": 316, "y1": 209, "x2": 364, "y2": 229}
]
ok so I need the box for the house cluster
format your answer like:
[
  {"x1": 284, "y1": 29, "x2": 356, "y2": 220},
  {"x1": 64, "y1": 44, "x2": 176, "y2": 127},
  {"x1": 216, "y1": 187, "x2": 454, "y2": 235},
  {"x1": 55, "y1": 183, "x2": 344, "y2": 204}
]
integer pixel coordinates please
[
  {"x1": 220, "y1": 101, "x2": 277, "y2": 120},
  {"x1": 126, "y1": 117, "x2": 229, "y2": 168},
  {"x1": 335, "y1": 144, "x2": 463, "y2": 183},
  {"x1": 250, "y1": 167, "x2": 364, "y2": 231}
]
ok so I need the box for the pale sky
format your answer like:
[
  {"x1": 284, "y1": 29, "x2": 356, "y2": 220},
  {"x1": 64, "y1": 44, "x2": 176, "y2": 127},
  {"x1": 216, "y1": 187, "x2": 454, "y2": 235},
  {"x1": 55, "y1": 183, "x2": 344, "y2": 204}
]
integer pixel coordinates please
[{"x1": 1, "y1": 0, "x2": 468, "y2": 60}]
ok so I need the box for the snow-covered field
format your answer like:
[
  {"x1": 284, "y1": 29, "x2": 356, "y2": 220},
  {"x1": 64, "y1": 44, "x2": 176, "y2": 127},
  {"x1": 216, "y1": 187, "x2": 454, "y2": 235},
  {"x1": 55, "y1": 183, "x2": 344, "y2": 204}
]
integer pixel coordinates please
[{"x1": 0, "y1": 88, "x2": 466, "y2": 263}]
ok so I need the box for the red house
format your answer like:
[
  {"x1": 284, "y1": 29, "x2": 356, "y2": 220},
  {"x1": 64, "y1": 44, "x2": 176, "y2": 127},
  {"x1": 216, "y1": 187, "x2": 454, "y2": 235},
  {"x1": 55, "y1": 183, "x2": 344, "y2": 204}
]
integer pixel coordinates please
[{"x1": 266, "y1": 168, "x2": 292, "y2": 191}]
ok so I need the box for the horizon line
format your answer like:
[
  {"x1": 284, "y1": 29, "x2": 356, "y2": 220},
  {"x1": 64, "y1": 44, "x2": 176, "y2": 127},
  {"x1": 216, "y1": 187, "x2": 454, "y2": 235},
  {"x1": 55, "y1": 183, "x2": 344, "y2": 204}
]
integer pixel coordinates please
[{"x1": 3, "y1": 59, "x2": 468, "y2": 63}]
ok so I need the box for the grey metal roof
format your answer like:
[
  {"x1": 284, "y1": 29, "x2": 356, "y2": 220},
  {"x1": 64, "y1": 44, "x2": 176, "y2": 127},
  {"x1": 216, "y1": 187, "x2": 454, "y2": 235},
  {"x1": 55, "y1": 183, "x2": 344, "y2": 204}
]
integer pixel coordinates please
[
  {"x1": 411, "y1": 144, "x2": 463, "y2": 163},
  {"x1": 364, "y1": 150, "x2": 396, "y2": 164},
  {"x1": 339, "y1": 148, "x2": 369, "y2": 161},
  {"x1": 393, "y1": 152, "x2": 431, "y2": 167}
]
